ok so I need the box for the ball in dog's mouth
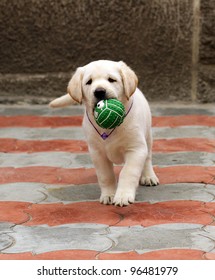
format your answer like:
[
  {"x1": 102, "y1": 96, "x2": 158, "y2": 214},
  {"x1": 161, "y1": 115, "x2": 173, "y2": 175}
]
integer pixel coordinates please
[
  {"x1": 94, "y1": 99, "x2": 125, "y2": 129},
  {"x1": 93, "y1": 97, "x2": 117, "y2": 110}
]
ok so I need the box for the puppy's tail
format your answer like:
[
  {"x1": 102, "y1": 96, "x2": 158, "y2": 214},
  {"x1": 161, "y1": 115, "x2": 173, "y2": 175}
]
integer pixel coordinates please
[{"x1": 49, "y1": 93, "x2": 77, "y2": 108}]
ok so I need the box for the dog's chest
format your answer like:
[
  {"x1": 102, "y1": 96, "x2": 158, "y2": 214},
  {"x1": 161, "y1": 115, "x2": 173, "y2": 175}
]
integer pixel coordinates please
[
  {"x1": 103, "y1": 134, "x2": 128, "y2": 164},
  {"x1": 105, "y1": 143, "x2": 125, "y2": 164}
]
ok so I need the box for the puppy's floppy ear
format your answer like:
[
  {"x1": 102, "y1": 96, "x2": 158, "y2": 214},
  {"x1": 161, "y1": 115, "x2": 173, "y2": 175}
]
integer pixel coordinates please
[
  {"x1": 67, "y1": 67, "x2": 84, "y2": 103},
  {"x1": 119, "y1": 61, "x2": 138, "y2": 99}
]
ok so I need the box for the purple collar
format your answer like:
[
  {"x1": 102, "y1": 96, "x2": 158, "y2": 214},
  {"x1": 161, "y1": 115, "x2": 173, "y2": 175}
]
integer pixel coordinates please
[{"x1": 86, "y1": 100, "x2": 133, "y2": 140}]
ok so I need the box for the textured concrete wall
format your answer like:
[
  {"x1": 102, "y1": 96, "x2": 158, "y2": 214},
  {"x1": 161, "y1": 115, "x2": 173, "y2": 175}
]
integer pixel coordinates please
[
  {"x1": 198, "y1": 0, "x2": 215, "y2": 102},
  {"x1": 0, "y1": 0, "x2": 214, "y2": 103}
]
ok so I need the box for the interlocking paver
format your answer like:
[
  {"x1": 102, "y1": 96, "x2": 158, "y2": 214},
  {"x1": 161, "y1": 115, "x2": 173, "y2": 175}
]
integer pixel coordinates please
[
  {"x1": 116, "y1": 201, "x2": 215, "y2": 227},
  {"x1": 0, "y1": 152, "x2": 93, "y2": 168},
  {"x1": 3, "y1": 224, "x2": 111, "y2": 254},
  {"x1": 1, "y1": 182, "x2": 214, "y2": 205},
  {"x1": 0, "y1": 103, "x2": 214, "y2": 116},
  {"x1": 0, "y1": 115, "x2": 83, "y2": 127},
  {"x1": 1, "y1": 115, "x2": 215, "y2": 128},
  {"x1": 1, "y1": 151, "x2": 214, "y2": 168},
  {"x1": 0, "y1": 166, "x2": 215, "y2": 185},
  {"x1": 9, "y1": 200, "x2": 213, "y2": 227},
  {"x1": 156, "y1": 166, "x2": 215, "y2": 185},
  {"x1": 25, "y1": 202, "x2": 120, "y2": 226},
  {"x1": 43, "y1": 183, "x2": 215, "y2": 204},
  {"x1": 0, "y1": 103, "x2": 214, "y2": 260},
  {"x1": 150, "y1": 104, "x2": 215, "y2": 116},
  {"x1": 2, "y1": 223, "x2": 215, "y2": 256},
  {"x1": 0, "y1": 105, "x2": 84, "y2": 116},
  {"x1": 0, "y1": 222, "x2": 14, "y2": 251},
  {"x1": 205, "y1": 253, "x2": 215, "y2": 260},
  {"x1": 153, "y1": 126, "x2": 215, "y2": 139},
  {"x1": 1, "y1": 138, "x2": 214, "y2": 153},
  {"x1": 153, "y1": 138, "x2": 215, "y2": 153},
  {"x1": 1, "y1": 126, "x2": 215, "y2": 140},
  {"x1": 0, "y1": 139, "x2": 88, "y2": 153},
  {"x1": 99, "y1": 249, "x2": 206, "y2": 260},
  {"x1": 0, "y1": 127, "x2": 85, "y2": 140},
  {"x1": 107, "y1": 224, "x2": 215, "y2": 253},
  {"x1": 0, "y1": 202, "x2": 30, "y2": 224},
  {"x1": 0, "y1": 183, "x2": 46, "y2": 203}
]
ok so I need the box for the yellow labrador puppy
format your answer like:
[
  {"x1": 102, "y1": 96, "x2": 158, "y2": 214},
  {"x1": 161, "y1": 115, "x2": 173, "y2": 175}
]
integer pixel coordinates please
[{"x1": 50, "y1": 60, "x2": 159, "y2": 206}]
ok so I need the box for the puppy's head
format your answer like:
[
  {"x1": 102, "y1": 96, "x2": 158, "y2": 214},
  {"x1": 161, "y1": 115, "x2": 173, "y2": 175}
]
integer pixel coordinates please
[{"x1": 67, "y1": 60, "x2": 138, "y2": 111}]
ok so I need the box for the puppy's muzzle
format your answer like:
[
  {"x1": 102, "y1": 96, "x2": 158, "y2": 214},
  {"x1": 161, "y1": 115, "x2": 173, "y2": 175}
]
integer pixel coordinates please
[{"x1": 94, "y1": 88, "x2": 107, "y2": 101}]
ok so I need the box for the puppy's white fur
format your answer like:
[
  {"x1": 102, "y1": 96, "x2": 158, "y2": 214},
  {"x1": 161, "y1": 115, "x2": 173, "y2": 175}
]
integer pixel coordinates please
[{"x1": 50, "y1": 60, "x2": 159, "y2": 206}]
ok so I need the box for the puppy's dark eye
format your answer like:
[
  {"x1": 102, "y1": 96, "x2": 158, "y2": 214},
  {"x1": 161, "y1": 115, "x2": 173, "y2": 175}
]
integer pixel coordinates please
[
  {"x1": 86, "y1": 79, "x2": 92, "y2": 85},
  {"x1": 108, "y1": 78, "x2": 116, "y2": 83}
]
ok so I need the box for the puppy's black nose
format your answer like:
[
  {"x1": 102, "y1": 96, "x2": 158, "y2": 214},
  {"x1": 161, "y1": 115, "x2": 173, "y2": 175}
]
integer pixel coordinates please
[{"x1": 94, "y1": 88, "x2": 106, "y2": 100}]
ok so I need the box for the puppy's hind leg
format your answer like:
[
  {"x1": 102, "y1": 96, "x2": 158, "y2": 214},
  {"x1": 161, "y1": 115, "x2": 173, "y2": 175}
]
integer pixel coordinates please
[
  {"x1": 140, "y1": 155, "x2": 159, "y2": 186},
  {"x1": 140, "y1": 131, "x2": 159, "y2": 186}
]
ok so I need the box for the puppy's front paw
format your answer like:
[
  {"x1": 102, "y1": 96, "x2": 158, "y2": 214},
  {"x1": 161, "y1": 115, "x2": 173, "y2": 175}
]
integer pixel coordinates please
[
  {"x1": 140, "y1": 174, "x2": 159, "y2": 186},
  {"x1": 100, "y1": 193, "x2": 114, "y2": 205},
  {"x1": 113, "y1": 191, "x2": 135, "y2": 207}
]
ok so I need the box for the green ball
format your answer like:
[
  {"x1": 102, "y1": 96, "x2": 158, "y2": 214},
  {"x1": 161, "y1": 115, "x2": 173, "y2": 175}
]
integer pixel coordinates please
[{"x1": 94, "y1": 99, "x2": 125, "y2": 129}]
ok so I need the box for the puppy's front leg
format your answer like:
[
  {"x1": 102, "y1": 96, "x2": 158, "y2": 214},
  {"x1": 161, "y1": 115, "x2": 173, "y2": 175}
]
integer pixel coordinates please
[
  {"x1": 113, "y1": 150, "x2": 147, "y2": 206},
  {"x1": 90, "y1": 150, "x2": 117, "y2": 205}
]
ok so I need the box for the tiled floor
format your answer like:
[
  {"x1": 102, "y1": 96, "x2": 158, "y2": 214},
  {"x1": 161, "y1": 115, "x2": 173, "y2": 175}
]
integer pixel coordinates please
[{"x1": 0, "y1": 103, "x2": 215, "y2": 260}]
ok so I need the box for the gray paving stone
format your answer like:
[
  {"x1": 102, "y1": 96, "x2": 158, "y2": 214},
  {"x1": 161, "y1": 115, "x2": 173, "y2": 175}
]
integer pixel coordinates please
[
  {"x1": 0, "y1": 103, "x2": 214, "y2": 116},
  {"x1": 0, "y1": 126, "x2": 214, "y2": 140},
  {"x1": 0, "y1": 235, "x2": 12, "y2": 251},
  {"x1": 0, "y1": 182, "x2": 212, "y2": 204},
  {"x1": 206, "y1": 185, "x2": 215, "y2": 199},
  {"x1": 153, "y1": 152, "x2": 215, "y2": 167},
  {"x1": 153, "y1": 126, "x2": 215, "y2": 139},
  {"x1": 0, "y1": 183, "x2": 46, "y2": 203},
  {"x1": 0, "y1": 152, "x2": 93, "y2": 168},
  {"x1": 42, "y1": 183, "x2": 215, "y2": 204},
  {"x1": 3, "y1": 223, "x2": 215, "y2": 254},
  {"x1": 150, "y1": 103, "x2": 215, "y2": 116},
  {"x1": 44, "y1": 184, "x2": 100, "y2": 203},
  {"x1": 0, "y1": 105, "x2": 84, "y2": 116},
  {"x1": 202, "y1": 226, "x2": 215, "y2": 253},
  {"x1": 3, "y1": 224, "x2": 111, "y2": 254},
  {"x1": 0, "y1": 127, "x2": 85, "y2": 140},
  {"x1": 0, "y1": 152, "x2": 214, "y2": 168},
  {"x1": 107, "y1": 224, "x2": 215, "y2": 253},
  {"x1": 137, "y1": 183, "x2": 215, "y2": 203},
  {"x1": 1, "y1": 182, "x2": 214, "y2": 204},
  {"x1": 0, "y1": 223, "x2": 14, "y2": 251}
]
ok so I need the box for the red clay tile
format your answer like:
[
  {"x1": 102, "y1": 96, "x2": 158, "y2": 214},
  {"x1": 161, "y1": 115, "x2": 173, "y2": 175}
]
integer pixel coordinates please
[
  {"x1": 1, "y1": 115, "x2": 215, "y2": 128},
  {"x1": 0, "y1": 139, "x2": 88, "y2": 153},
  {"x1": 0, "y1": 116, "x2": 83, "y2": 127},
  {"x1": 0, "y1": 250, "x2": 97, "y2": 260},
  {"x1": 153, "y1": 138, "x2": 215, "y2": 153},
  {"x1": 100, "y1": 249, "x2": 204, "y2": 260},
  {"x1": 1, "y1": 166, "x2": 214, "y2": 185},
  {"x1": 23, "y1": 201, "x2": 215, "y2": 227},
  {"x1": 25, "y1": 202, "x2": 120, "y2": 226},
  {"x1": 204, "y1": 253, "x2": 215, "y2": 260},
  {"x1": 1, "y1": 138, "x2": 214, "y2": 153},
  {"x1": 115, "y1": 201, "x2": 215, "y2": 227},
  {"x1": 0, "y1": 249, "x2": 205, "y2": 260},
  {"x1": 0, "y1": 166, "x2": 97, "y2": 184},
  {"x1": 152, "y1": 115, "x2": 215, "y2": 127},
  {"x1": 156, "y1": 166, "x2": 215, "y2": 185},
  {"x1": 204, "y1": 202, "x2": 215, "y2": 221},
  {"x1": 0, "y1": 202, "x2": 30, "y2": 224}
]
